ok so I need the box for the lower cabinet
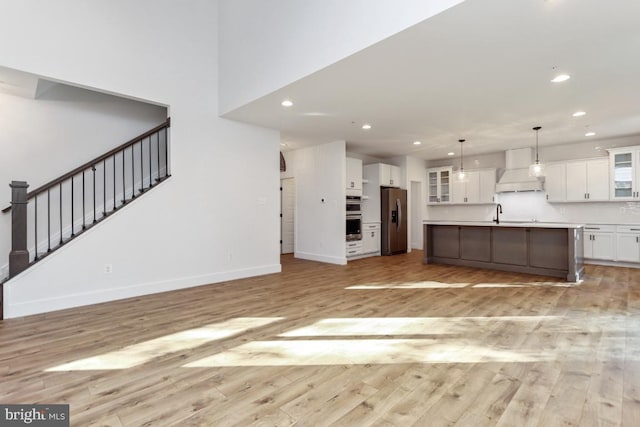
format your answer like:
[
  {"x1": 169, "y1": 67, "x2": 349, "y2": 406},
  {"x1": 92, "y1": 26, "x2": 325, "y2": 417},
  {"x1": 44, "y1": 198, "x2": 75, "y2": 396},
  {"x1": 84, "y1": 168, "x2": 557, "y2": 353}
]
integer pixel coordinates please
[
  {"x1": 616, "y1": 225, "x2": 640, "y2": 262},
  {"x1": 346, "y1": 240, "x2": 363, "y2": 258},
  {"x1": 492, "y1": 228, "x2": 528, "y2": 266},
  {"x1": 583, "y1": 225, "x2": 615, "y2": 260},
  {"x1": 347, "y1": 223, "x2": 381, "y2": 260},
  {"x1": 362, "y1": 223, "x2": 381, "y2": 255}
]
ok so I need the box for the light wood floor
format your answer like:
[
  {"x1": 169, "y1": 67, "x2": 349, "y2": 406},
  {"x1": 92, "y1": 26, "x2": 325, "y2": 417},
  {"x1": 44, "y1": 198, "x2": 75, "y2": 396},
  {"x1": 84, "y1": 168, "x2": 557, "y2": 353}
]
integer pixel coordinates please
[{"x1": 1, "y1": 251, "x2": 639, "y2": 426}]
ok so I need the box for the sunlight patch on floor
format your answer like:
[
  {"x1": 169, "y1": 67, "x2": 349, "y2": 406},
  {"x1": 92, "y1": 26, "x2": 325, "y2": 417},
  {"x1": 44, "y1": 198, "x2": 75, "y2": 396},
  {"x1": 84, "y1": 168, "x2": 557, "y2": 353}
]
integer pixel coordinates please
[
  {"x1": 45, "y1": 317, "x2": 284, "y2": 371},
  {"x1": 346, "y1": 281, "x2": 470, "y2": 289},
  {"x1": 346, "y1": 280, "x2": 572, "y2": 290},
  {"x1": 278, "y1": 316, "x2": 560, "y2": 337},
  {"x1": 183, "y1": 339, "x2": 555, "y2": 367}
]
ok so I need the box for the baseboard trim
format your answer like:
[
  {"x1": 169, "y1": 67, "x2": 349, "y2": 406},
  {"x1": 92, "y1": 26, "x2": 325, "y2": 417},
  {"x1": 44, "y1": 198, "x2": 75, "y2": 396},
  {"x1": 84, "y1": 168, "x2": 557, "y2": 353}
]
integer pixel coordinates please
[
  {"x1": 584, "y1": 259, "x2": 640, "y2": 269},
  {"x1": 4, "y1": 264, "x2": 281, "y2": 319},
  {"x1": 295, "y1": 251, "x2": 347, "y2": 266}
]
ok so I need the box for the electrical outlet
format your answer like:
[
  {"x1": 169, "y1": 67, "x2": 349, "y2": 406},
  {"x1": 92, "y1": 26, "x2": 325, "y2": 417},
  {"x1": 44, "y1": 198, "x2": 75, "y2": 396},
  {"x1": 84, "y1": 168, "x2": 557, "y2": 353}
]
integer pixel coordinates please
[{"x1": 104, "y1": 264, "x2": 113, "y2": 274}]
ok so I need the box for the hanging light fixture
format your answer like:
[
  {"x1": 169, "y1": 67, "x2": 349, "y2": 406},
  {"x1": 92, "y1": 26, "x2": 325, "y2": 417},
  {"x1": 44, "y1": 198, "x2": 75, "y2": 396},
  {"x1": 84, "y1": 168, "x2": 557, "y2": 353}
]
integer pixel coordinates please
[
  {"x1": 455, "y1": 139, "x2": 469, "y2": 183},
  {"x1": 529, "y1": 126, "x2": 545, "y2": 177}
]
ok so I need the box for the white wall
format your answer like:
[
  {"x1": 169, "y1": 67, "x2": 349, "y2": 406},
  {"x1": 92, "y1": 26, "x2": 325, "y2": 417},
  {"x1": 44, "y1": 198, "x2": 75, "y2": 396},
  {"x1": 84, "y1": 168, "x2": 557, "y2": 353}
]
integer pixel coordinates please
[
  {"x1": 281, "y1": 141, "x2": 346, "y2": 265},
  {"x1": 0, "y1": 83, "x2": 167, "y2": 279},
  {"x1": 218, "y1": 0, "x2": 465, "y2": 114},
  {"x1": 1, "y1": 0, "x2": 281, "y2": 318}
]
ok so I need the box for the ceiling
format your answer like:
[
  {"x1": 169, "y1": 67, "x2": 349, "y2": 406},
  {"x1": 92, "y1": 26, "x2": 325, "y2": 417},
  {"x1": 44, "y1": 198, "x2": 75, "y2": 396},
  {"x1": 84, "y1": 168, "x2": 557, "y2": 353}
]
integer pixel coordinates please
[{"x1": 223, "y1": 0, "x2": 640, "y2": 160}]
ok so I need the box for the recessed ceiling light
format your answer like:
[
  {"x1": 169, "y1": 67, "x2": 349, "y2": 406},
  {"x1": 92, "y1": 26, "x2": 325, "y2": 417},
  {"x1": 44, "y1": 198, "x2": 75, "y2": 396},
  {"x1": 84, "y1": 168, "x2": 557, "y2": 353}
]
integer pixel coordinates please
[
  {"x1": 413, "y1": 141, "x2": 422, "y2": 145},
  {"x1": 362, "y1": 123, "x2": 372, "y2": 130},
  {"x1": 279, "y1": 142, "x2": 286, "y2": 146},
  {"x1": 551, "y1": 74, "x2": 571, "y2": 83},
  {"x1": 447, "y1": 152, "x2": 455, "y2": 156},
  {"x1": 572, "y1": 111, "x2": 586, "y2": 117},
  {"x1": 281, "y1": 99, "x2": 293, "y2": 107},
  {"x1": 585, "y1": 132, "x2": 596, "y2": 137}
]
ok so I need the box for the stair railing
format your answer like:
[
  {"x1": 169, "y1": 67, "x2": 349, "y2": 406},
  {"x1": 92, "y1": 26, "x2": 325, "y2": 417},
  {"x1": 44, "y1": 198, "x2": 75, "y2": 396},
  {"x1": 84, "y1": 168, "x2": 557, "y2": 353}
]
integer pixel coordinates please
[{"x1": 3, "y1": 119, "x2": 171, "y2": 280}]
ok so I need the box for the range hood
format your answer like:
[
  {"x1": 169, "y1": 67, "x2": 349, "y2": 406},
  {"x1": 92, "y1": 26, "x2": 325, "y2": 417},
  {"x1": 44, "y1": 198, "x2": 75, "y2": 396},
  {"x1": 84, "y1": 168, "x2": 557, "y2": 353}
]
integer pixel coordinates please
[{"x1": 495, "y1": 147, "x2": 544, "y2": 193}]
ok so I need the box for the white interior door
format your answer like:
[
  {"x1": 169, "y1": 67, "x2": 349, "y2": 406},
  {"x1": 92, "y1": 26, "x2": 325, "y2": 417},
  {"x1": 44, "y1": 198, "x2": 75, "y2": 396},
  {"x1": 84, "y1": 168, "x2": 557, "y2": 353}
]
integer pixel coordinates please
[
  {"x1": 281, "y1": 178, "x2": 295, "y2": 254},
  {"x1": 411, "y1": 181, "x2": 423, "y2": 250}
]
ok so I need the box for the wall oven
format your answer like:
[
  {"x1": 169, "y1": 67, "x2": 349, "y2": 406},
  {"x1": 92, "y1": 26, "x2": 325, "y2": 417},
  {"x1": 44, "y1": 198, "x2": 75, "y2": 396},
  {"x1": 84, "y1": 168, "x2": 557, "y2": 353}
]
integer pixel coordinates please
[
  {"x1": 346, "y1": 214, "x2": 362, "y2": 241},
  {"x1": 346, "y1": 195, "x2": 362, "y2": 215}
]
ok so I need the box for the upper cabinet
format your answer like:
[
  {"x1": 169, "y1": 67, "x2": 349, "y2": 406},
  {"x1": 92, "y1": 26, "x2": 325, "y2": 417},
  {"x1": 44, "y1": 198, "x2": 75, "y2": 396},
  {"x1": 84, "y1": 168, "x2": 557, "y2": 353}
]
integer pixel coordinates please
[
  {"x1": 346, "y1": 157, "x2": 363, "y2": 192},
  {"x1": 544, "y1": 163, "x2": 566, "y2": 202},
  {"x1": 364, "y1": 163, "x2": 402, "y2": 188},
  {"x1": 565, "y1": 158, "x2": 609, "y2": 201},
  {"x1": 609, "y1": 147, "x2": 640, "y2": 201},
  {"x1": 427, "y1": 167, "x2": 452, "y2": 204},
  {"x1": 450, "y1": 169, "x2": 496, "y2": 204},
  {"x1": 544, "y1": 158, "x2": 609, "y2": 203},
  {"x1": 380, "y1": 164, "x2": 402, "y2": 187}
]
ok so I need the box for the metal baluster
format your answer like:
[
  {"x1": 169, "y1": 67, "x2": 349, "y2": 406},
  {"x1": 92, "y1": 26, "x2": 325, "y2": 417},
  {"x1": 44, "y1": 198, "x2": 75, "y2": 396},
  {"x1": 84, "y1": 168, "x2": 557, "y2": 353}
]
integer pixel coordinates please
[
  {"x1": 148, "y1": 136, "x2": 153, "y2": 188},
  {"x1": 103, "y1": 159, "x2": 106, "y2": 217},
  {"x1": 82, "y1": 170, "x2": 86, "y2": 230},
  {"x1": 164, "y1": 127, "x2": 168, "y2": 178},
  {"x1": 59, "y1": 182, "x2": 63, "y2": 245},
  {"x1": 34, "y1": 193, "x2": 38, "y2": 261},
  {"x1": 71, "y1": 176, "x2": 75, "y2": 237},
  {"x1": 122, "y1": 149, "x2": 126, "y2": 204},
  {"x1": 140, "y1": 140, "x2": 144, "y2": 192},
  {"x1": 131, "y1": 145, "x2": 136, "y2": 199},
  {"x1": 113, "y1": 155, "x2": 116, "y2": 210},
  {"x1": 156, "y1": 131, "x2": 160, "y2": 182},
  {"x1": 47, "y1": 189, "x2": 51, "y2": 252},
  {"x1": 92, "y1": 165, "x2": 97, "y2": 224}
]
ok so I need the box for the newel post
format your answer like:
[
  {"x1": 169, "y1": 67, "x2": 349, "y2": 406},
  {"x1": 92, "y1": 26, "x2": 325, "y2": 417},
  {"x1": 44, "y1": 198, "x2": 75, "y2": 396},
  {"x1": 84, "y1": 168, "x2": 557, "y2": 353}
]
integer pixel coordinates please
[{"x1": 9, "y1": 181, "x2": 29, "y2": 278}]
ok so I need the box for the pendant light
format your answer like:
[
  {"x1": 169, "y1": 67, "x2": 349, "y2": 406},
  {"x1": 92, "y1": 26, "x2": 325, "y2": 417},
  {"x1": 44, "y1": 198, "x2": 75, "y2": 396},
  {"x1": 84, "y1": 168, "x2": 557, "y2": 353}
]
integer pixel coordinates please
[
  {"x1": 455, "y1": 139, "x2": 469, "y2": 183},
  {"x1": 529, "y1": 126, "x2": 545, "y2": 177}
]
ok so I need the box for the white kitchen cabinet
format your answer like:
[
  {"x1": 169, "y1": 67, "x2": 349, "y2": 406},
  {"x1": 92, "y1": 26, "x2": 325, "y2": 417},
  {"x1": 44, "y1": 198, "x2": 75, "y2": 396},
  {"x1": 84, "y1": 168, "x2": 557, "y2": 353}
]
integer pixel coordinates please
[
  {"x1": 362, "y1": 223, "x2": 381, "y2": 255},
  {"x1": 427, "y1": 167, "x2": 452, "y2": 204},
  {"x1": 451, "y1": 169, "x2": 496, "y2": 204},
  {"x1": 477, "y1": 169, "x2": 497, "y2": 204},
  {"x1": 565, "y1": 158, "x2": 609, "y2": 202},
  {"x1": 544, "y1": 163, "x2": 566, "y2": 202},
  {"x1": 583, "y1": 224, "x2": 615, "y2": 260},
  {"x1": 346, "y1": 240, "x2": 363, "y2": 258},
  {"x1": 379, "y1": 164, "x2": 401, "y2": 187},
  {"x1": 346, "y1": 157, "x2": 363, "y2": 192},
  {"x1": 616, "y1": 225, "x2": 640, "y2": 262},
  {"x1": 364, "y1": 163, "x2": 402, "y2": 188},
  {"x1": 609, "y1": 147, "x2": 640, "y2": 201}
]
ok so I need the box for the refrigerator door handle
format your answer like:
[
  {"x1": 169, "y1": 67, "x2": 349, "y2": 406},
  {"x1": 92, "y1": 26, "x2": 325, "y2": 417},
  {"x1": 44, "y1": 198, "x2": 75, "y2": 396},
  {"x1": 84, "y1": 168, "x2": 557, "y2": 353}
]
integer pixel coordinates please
[{"x1": 396, "y1": 198, "x2": 402, "y2": 231}]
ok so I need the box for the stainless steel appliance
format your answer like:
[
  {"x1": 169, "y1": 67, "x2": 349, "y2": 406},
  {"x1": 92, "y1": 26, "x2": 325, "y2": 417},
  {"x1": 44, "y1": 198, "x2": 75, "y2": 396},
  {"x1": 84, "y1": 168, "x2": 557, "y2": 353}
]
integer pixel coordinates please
[
  {"x1": 346, "y1": 214, "x2": 362, "y2": 241},
  {"x1": 381, "y1": 187, "x2": 407, "y2": 255},
  {"x1": 346, "y1": 195, "x2": 362, "y2": 215}
]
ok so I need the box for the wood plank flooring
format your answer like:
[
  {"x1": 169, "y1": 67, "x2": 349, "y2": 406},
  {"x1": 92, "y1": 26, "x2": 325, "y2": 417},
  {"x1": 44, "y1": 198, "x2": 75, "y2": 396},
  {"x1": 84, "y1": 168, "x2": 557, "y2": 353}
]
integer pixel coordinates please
[{"x1": 1, "y1": 251, "x2": 639, "y2": 426}]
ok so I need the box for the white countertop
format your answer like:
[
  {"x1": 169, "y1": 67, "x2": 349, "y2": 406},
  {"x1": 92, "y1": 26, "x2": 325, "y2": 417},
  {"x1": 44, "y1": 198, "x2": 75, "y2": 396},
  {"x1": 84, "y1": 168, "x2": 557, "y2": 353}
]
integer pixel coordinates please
[{"x1": 423, "y1": 220, "x2": 584, "y2": 229}]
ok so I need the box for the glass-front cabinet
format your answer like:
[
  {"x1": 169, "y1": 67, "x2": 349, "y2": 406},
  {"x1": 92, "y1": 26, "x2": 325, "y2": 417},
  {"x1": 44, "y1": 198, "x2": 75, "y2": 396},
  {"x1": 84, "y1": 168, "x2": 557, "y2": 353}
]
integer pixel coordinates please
[
  {"x1": 609, "y1": 148, "x2": 640, "y2": 200},
  {"x1": 427, "y1": 167, "x2": 452, "y2": 204}
]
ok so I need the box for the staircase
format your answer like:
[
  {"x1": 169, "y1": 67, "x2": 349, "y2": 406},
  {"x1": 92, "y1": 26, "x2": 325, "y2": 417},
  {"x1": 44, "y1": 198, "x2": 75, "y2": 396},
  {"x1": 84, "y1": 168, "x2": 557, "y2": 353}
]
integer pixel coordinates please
[{"x1": 1, "y1": 119, "x2": 171, "y2": 317}]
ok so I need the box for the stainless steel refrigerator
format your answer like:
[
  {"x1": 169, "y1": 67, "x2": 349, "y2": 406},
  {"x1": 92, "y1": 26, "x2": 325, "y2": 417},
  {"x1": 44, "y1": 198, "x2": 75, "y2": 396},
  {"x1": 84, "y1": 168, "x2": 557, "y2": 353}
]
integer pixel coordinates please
[{"x1": 381, "y1": 187, "x2": 407, "y2": 255}]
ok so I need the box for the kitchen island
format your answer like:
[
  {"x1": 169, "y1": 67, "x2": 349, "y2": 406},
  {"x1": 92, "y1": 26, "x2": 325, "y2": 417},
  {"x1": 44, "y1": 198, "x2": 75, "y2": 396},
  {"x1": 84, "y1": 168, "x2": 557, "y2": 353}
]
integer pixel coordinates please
[{"x1": 423, "y1": 221, "x2": 584, "y2": 281}]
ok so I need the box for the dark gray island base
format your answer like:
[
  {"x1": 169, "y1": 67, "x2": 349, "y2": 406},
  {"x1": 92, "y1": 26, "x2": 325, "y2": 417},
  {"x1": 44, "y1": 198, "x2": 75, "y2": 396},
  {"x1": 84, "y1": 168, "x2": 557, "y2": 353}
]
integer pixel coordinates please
[{"x1": 423, "y1": 222, "x2": 584, "y2": 281}]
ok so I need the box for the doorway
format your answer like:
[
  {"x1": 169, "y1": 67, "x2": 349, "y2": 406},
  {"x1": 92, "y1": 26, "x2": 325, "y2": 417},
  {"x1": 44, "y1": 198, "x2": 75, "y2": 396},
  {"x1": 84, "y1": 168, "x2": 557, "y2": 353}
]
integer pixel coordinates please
[
  {"x1": 411, "y1": 181, "x2": 423, "y2": 250},
  {"x1": 280, "y1": 178, "x2": 295, "y2": 254}
]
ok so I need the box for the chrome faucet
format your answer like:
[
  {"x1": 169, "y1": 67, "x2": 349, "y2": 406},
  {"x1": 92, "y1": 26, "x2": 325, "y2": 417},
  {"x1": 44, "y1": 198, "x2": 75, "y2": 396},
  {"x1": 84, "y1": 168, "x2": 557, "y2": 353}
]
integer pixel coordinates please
[{"x1": 493, "y1": 203, "x2": 503, "y2": 224}]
